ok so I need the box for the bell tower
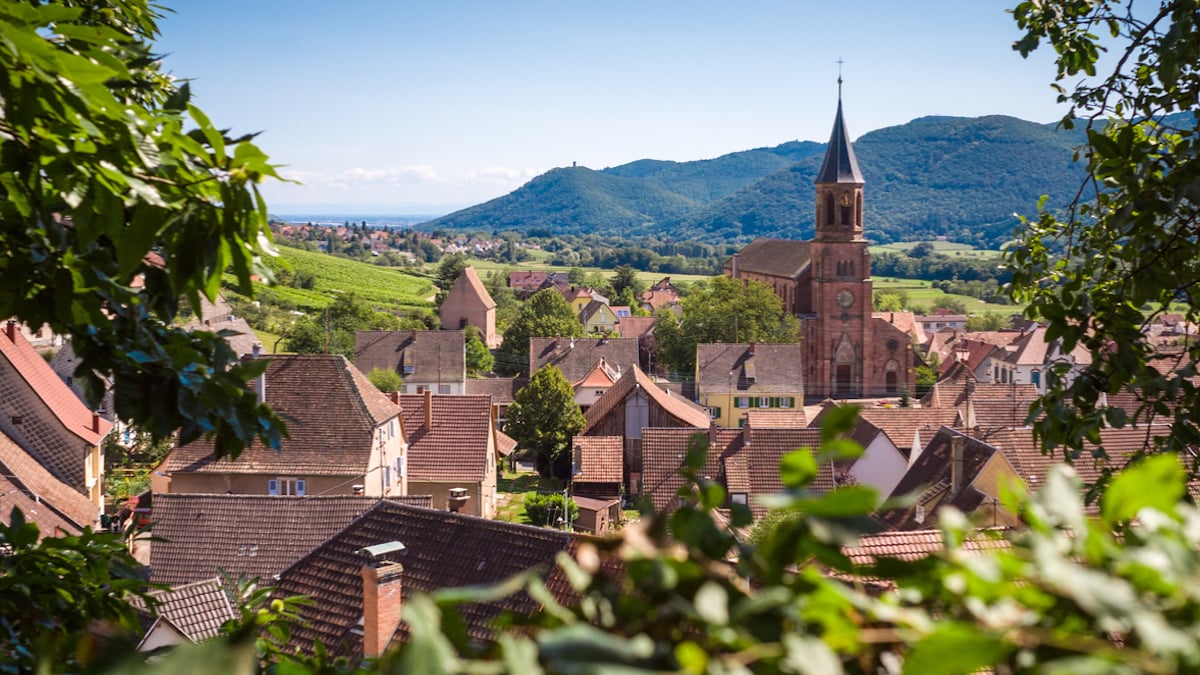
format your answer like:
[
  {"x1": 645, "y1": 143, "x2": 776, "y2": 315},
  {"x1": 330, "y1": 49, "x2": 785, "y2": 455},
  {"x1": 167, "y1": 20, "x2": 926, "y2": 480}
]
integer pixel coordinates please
[{"x1": 807, "y1": 77, "x2": 874, "y2": 398}]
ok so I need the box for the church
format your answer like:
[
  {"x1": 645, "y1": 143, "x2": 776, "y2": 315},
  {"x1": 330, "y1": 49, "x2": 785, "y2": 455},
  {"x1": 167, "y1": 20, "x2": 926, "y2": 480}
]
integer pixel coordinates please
[{"x1": 723, "y1": 87, "x2": 915, "y2": 400}]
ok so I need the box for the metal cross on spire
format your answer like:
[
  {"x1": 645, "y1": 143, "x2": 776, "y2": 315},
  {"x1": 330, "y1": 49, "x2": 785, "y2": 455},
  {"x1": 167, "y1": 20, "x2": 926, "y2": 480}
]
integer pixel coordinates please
[{"x1": 836, "y1": 58, "x2": 845, "y2": 98}]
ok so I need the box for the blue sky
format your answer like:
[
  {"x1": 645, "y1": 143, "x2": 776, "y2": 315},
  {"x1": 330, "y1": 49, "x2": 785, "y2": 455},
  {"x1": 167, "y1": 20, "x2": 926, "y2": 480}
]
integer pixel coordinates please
[{"x1": 157, "y1": 1, "x2": 1065, "y2": 215}]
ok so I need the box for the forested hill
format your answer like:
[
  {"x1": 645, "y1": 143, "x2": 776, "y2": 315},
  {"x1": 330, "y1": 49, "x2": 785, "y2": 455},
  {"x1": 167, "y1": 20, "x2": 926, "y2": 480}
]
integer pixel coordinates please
[{"x1": 421, "y1": 115, "x2": 1092, "y2": 248}]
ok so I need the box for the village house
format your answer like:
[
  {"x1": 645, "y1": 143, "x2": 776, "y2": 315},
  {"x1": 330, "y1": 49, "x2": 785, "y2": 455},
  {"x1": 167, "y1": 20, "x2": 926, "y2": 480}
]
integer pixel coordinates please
[
  {"x1": 354, "y1": 329, "x2": 467, "y2": 395},
  {"x1": 694, "y1": 343, "x2": 805, "y2": 428},
  {"x1": 122, "y1": 578, "x2": 237, "y2": 651},
  {"x1": 0, "y1": 430, "x2": 100, "y2": 536},
  {"x1": 147, "y1": 493, "x2": 430, "y2": 587},
  {"x1": 156, "y1": 354, "x2": 408, "y2": 498},
  {"x1": 270, "y1": 500, "x2": 620, "y2": 659},
  {"x1": 399, "y1": 392, "x2": 499, "y2": 518},
  {"x1": 0, "y1": 321, "x2": 111, "y2": 520},
  {"x1": 570, "y1": 436, "x2": 624, "y2": 534},
  {"x1": 529, "y1": 336, "x2": 640, "y2": 389},
  {"x1": 580, "y1": 299, "x2": 621, "y2": 335},
  {"x1": 914, "y1": 309, "x2": 969, "y2": 333},
  {"x1": 580, "y1": 364, "x2": 710, "y2": 498},
  {"x1": 439, "y1": 266, "x2": 500, "y2": 348}
]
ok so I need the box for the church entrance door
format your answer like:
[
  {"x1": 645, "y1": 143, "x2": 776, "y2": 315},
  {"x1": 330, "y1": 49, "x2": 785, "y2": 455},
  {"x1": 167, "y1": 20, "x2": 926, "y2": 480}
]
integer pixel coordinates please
[
  {"x1": 835, "y1": 365, "x2": 852, "y2": 395},
  {"x1": 885, "y1": 370, "x2": 898, "y2": 393}
]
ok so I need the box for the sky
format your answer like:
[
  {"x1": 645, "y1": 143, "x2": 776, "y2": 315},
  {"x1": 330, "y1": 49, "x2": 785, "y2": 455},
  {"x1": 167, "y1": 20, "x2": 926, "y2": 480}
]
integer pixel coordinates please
[{"x1": 156, "y1": 1, "x2": 1067, "y2": 216}]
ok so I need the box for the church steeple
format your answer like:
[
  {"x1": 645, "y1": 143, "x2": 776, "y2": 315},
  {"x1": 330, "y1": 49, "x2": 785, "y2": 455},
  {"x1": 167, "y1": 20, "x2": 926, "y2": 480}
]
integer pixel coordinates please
[
  {"x1": 814, "y1": 76, "x2": 865, "y2": 239},
  {"x1": 815, "y1": 86, "x2": 864, "y2": 185}
]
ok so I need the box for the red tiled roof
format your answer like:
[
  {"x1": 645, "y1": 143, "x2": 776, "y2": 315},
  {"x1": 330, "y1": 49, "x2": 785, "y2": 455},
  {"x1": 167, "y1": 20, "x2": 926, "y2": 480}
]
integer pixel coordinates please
[
  {"x1": 0, "y1": 323, "x2": 111, "y2": 491},
  {"x1": 135, "y1": 578, "x2": 237, "y2": 643},
  {"x1": 573, "y1": 436, "x2": 623, "y2": 483},
  {"x1": 617, "y1": 315, "x2": 657, "y2": 338},
  {"x1": 400, "y1": 394, "x2": 492, "y2": 482},
  {"x1": 581, "y1": 364, "x2": 710, "y2": 435},
  {"x1": 146, "y1": 493, "x2": 427, "y2": 586},
  {"x1": 163, "y1": 355, "x2": 400, "y2": 476},
  {"x1": 878, "y1": 428, "x2": 1006, "y2": 530},
  {"x1": 737, "y1": 427, "x2": 831, "y2": 517},
  {"x1": 842, "y1": 529, "x2": 1011, "y2": 567},
  {"x1": 810, "y1": 404, "x2": 961, "y2": 455},
  {"x1": 574, "y1": 358, "x2": 619, "y2": 389},
  {"x1": 642, "y1": 428, "x2": 737, "y2": 512},
  {"x1": 0, "y1": 432, "x2": 96, "y2": 535},
  {"x1": 745, "y1": 409, "x2": 809, "y2": 429},
  {"x1": 272, "y1": 500, "x2": 610, "y2": 657}
]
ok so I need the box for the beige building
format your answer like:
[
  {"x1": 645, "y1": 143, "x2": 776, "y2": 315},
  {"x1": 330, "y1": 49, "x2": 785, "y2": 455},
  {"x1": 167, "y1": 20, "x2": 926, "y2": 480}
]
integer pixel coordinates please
[
  {"x1": 0, "y1": 321, "x2": 110, "y2": 520},
  {"x1": 156, "y1": 355, "x2": 408, "y2": 498},
  {"x1": 400, "y1": 392, "x2": 499, "y2": 518},
  {"x1": 439, "y1": 267, "x2": 499, "y2": 348}
]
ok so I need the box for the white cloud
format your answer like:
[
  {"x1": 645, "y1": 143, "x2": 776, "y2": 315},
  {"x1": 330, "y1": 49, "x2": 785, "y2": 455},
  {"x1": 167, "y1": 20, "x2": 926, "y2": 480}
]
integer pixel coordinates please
[
  {"x1": 462, "y1": 166, "x2": 544, "y2": 185},
  {"x1": 279, "y1": 165, "x2": 442, "y2": 190}
]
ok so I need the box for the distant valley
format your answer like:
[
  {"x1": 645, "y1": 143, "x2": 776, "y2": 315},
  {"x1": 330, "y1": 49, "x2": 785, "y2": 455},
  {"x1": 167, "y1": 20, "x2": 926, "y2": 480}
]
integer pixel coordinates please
[{"x1": 422, "y1": 114, "x2": 1096, "y2": 249}]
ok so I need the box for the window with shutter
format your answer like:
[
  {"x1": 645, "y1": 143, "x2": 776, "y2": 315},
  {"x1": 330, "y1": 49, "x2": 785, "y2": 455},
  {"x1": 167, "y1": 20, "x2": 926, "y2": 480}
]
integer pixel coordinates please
[
  {"x1": 268, "y1": 479, "x2": 279, "y2": 496},
  {"x1": 296, "y1": 479, "x2": 306, "y2": 496}
]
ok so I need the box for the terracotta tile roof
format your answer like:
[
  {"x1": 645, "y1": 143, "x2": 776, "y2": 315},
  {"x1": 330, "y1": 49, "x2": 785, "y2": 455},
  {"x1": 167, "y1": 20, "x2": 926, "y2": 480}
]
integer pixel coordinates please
[
  {"x1": 638, "y1": 289, "x2": 679, "y2": 311},
  {"x1": 272, "y1": 500, "x2": 605, "y2": 656},
  {"x1": 464, "y1": 377, "x2": 525, "y2": 405},
  {"x1": 736, "y1": 427, "x2": 832, "y2": 516},
  {"x1": 642, "y1": 428, "x2": 738, "y2": 512},
  {"x1": 922, "y1": 380, "x2": 1037, "y2": 409},
  {"x1": 353, "y1": 330, "x2": 466, "y2": 384},
  {"x1": 574, "y1": 358, "x2": 619, "y2": 389},
  {"x1": 842, "y1": 528, "x2": 1011, "y2": 567},
  {"x1": 0, "y1": 430, "x2": 96, "y2": 533},
  {"x1": 695, "y1": 343, "x2": 805, "y2": 394},
  {"x1": 146, "y1": 493, "x2": 426, "y2": 586},
  {"x1": 581, "y1": 364, "x2": 710, "y2": 435},
  {"x1": 810, "y1": 405, "x2": 961, "y2": 456},
  {"x1": 967, "y1": 397, "x2": 1038, "y2": 431},
  {"x1": 1000, "y1": 327, "x2": 1051, "y2": 367},
  {"x1": 873, "y1": 311, "x2": 926, "y2": 345},
  {"x1": 495, "y1": 429, "x2": 517, "y2": 457},
  {"x1": 135, "y1": 578, "x2": 237, "y2": 643},
  {"x1": 745, "y1": 409, "x2": 809, "y2": 429},
  {"x1": 0, "y1": 323, "x2": 111, "y2": 491},
  {"x1": 163, "y1": 355, "x2": 401, "y2": 476},
  {"x1": 617, "y1": 315, "x2": 657, "y2": 338},
  {"x1": 530, "y1": 337, "x2": 639, "y2": 383},
  {"x1": 573, "y1": 436, "x2": 623, "y2": 483},
  {"x1": 509, "y1": 271, "x2": 549, "y2": 290},
  {"x1": 400, "y1": 394, "x2": 492, "y2": 482},
  {"x1": 878, "y1": 428, "x2": 1006, "y2": 530},
  {"x1": 724, "y1": 239, "x2": 811, "y2": 278}
]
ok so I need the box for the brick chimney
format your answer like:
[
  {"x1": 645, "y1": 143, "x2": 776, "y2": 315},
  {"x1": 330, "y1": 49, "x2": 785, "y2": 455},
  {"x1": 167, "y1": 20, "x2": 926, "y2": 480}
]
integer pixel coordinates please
[
  {"x1": 361, "y1": 561, "x2": 404, "y2": 658},
  {"x1": 4, "y1": 320, "x2": 15, "y2": 342},
  {"x1": 423, "y1": 388, "x2": 432, "y2": 430},
  {"x1": 950, "y1": 435, "x2": 965, "y2": 494}
]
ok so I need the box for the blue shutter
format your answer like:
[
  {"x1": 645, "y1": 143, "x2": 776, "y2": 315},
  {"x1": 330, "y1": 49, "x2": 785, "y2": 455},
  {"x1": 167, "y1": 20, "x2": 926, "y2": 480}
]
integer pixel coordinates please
[
  {"x1": 296, "y1": 479, "x2": 306, "y2": 496},
  {"x1": 267, "y1": 479, "x2": 279, "y2": 496}
]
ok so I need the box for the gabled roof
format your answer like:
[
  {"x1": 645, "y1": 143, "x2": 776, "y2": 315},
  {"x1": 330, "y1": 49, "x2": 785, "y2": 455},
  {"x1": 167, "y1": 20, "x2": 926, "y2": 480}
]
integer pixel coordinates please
[
  {"x1": 744, "y1": 409, "x2": 809, "y2": 429},
  {"x1": 695, "y1": 343, "x2": 805, "y2": 394},
  {"x1": 638, "y1": 289, "x2": 679, "y2": 311},
  {"x1": 0, "y1": 430, "x2": 97, "y2": 534},
  {"x1": 724, "y1": 239, "x2": 811, "y2": 279},
  {"x1": 508, "y1": 270, "x2": 549, "y2": 289},
  {"x1": 581, "y1": 364, "x2": 710, "y2": 434},
  {"x1": 464, "y1": 377, "x2": 526, "y2": 405},
  {"x1": 181, "y1": 314, "x2": 261, "y2": 358},
  {"x1": 134, "y1": 578, "x2": 237, "y2": 644},
  {"x1": 400, "y1": 394, "x2": 493, "y2": 482},
  {"x1": 922, "y1": 379, "x2": 1037, "y2": 409},
  {"x1": 877, "y1": 428, "x2": 1007, "y2": 530},
  {"x1": 147, "y1": 494, "x2": 425, "y2": 586},
  {"x1": 873, "y1": 311, "x2": 926, "y2": 345},
  {"x1": 272, "y1": 500, "x2": 606, "y2": 656},
  {"x1": 815, "y1": 96, "x2": 865, "y2": 184},
  {"x1": 0, "y1": 322, "x2": 111, "y2": 491},
  {"x1": 573, "y1": 436, "x2": 623, "y2": 483},
  {"x1": 642, "y1": 428, "x2": 738, "y2": 513},
  {"x1": 163, "y1": 355, "x2": 400, "y2": 476},
  {"x1": 812, "y1": 405, "x2": 963, "y2": 456},
  {"x1": 449, "y1": 267, "x2": 496, "y2": 310},
  {"x1": 998, "y1": 327, "x2": 1051, "y2": 367},
  {"x1": 735, "y1": 426, "x2": 830, "y2": 517},
  {"x1": 574, "y1": 358, "x2": 620, "y2": 389},
  {"x1": 618, "y1": 315, "x2": 657, "y2": 338},
  {"x1": 353, "y1": 330, "x2": 466, "y2": 383},
  {"x1": 530, "y1": 337, "x2": 639, "y2": 383},
  {"x1": 579, "y1": 299, "x2": 616, "y2": 324}
]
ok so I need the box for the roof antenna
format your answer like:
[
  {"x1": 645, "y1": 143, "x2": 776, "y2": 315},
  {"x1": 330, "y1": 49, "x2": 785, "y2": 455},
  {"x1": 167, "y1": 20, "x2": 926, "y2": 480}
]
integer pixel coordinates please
[{"x1": 836, "y1": 57, "x2": 845, "y2": 99}]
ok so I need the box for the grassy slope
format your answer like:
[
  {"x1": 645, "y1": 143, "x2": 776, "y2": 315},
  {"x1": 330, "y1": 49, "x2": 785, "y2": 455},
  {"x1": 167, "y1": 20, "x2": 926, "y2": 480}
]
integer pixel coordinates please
[{"x1": 243, "y1": 246, "x2": 436, "y2": 312}]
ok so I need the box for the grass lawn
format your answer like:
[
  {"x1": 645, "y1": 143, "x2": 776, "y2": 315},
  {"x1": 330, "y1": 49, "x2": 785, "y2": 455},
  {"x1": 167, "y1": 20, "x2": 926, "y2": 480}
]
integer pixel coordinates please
[
  {"x1": 868, "y1": 241, "x2": 1004, "y2": 260},
  {"x1": 496, "y1": 468, "x2": 564, "y2": 525},
  {"x1": 451, "y1": 257, "x2": 714, "y2": 288}
]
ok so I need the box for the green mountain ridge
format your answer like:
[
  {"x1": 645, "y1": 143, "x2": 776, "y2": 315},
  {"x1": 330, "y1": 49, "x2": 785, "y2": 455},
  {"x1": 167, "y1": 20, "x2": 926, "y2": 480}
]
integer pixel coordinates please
[{"x1": 422, "y1": 115, "x2": 1099, "y2": 247}]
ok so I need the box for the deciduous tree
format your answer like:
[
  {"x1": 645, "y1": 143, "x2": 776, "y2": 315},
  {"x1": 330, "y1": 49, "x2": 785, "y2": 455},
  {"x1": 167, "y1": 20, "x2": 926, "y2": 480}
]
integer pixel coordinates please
[
  {"x1": 494, "y1": 288, "x2": 583, "y2": 375},
  {"x1": 505, "y1": 365, "x2": 584, "y2": 478}
]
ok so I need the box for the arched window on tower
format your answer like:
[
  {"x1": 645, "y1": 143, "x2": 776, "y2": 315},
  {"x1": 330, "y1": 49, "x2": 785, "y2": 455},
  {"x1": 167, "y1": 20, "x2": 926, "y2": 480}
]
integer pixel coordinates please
[
  {"x1": 840, "y1": 192, "x2": 852, "y2": 226},
  {"x1": 856, "y1": 192, "x2": 863, "y2": 228},
  {"x1": 824, "y1": 192, "x2": 835, "y2": 226}
]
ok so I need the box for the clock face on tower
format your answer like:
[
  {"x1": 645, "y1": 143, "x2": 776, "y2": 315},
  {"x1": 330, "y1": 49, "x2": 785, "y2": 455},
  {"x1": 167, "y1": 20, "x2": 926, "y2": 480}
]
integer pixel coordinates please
[{"x1": 836, "y1": 289, "x2": 854, "y2": 308}]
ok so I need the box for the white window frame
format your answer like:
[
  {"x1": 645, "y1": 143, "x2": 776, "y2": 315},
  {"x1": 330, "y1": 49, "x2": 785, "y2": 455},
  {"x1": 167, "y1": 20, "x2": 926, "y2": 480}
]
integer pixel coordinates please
[
  {"x1": 269, "y1": 477, "x2": 305, "y2": 496},
  {"x1": 735, "y1": 397, "x2": 750, "y2": 409}
]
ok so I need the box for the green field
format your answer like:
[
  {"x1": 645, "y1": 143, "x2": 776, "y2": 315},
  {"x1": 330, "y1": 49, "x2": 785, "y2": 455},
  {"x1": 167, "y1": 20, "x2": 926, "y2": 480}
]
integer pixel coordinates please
[
  {"x1": 869, "y1": 240, "x2": 1003, "y2": 260},
  {"x1": 873, "y1": 276, "x2": 1018, "y2": 314},
  {"x1": 239, "y1": 246, "x2": 437, "y2": 312}
]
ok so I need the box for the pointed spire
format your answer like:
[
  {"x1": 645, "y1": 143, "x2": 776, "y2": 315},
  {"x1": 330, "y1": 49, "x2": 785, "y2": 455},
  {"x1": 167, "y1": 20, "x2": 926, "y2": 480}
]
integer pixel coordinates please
[{"x1": 815, "y1": 79, "x2": 864, "y2": 185}]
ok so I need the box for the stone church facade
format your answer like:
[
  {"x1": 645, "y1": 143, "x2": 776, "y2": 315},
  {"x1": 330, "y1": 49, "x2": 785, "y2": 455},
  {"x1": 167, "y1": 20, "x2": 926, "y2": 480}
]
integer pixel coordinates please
[{"x1": 724, "y1": 91, "x2": 914, "y2": 400}]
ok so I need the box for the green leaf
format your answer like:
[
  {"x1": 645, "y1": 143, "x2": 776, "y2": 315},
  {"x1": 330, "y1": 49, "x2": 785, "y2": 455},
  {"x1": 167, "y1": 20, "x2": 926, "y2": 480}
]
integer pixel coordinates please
[
  {"x1": 781, "y1": 449, "x2": 817, "y2": 488},
  {"x1": 902, "y1": 623, "x2": 1013, "y2": 674},
  {"x1": 1101, "y1": 453, "x2": 1185, "y2": 525}
]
